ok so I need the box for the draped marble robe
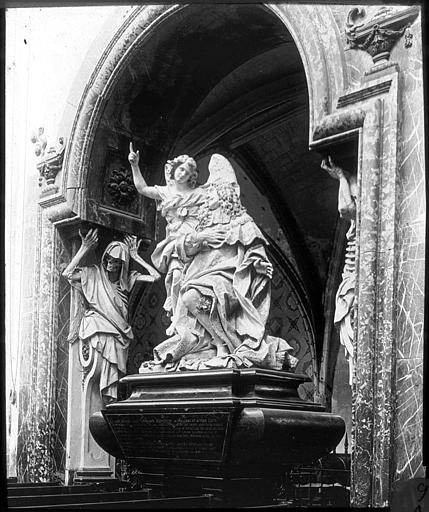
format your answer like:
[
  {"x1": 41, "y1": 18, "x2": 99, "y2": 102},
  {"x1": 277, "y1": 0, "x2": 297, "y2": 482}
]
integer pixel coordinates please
[
  {"x1": 71, "y1": 243, "x2": 140, "y2": 400},
  {"x1": 141, "y1": 154, "x2": 298, "y2": 372}
]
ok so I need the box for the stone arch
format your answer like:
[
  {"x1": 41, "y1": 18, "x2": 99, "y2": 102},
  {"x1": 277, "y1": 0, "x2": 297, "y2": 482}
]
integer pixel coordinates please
[
  {"x1": 60, "y1": 3, "x2": 347, "y2": 220},
  {"x1": 58, "y1": 7, "x2": 348, "y2": 389},
  {"x1": 51, "y1": 4, "x2": 351, "y2": 422},
  {"x1": 265, "y1": 4, "x2": 348, "y2": 139}
]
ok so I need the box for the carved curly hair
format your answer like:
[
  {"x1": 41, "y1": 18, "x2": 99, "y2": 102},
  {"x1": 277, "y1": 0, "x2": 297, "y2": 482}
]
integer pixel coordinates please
[{"x1": 164, "y1": 154, "x2": 198, "y2": 188}]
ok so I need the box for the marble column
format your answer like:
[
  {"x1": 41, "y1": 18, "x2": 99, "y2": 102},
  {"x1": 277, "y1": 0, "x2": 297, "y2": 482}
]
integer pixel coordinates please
[
  {"x1": 351, "y1": 89, "x2": 397, "y2": 507},
  {"x1": 350, "y1": 49, "x2": 425, "y2": 504},
  {"x1": 341, "y1": 9, "x2": 425, "y2": 504},
  {"x1": 16, "y1": 131, "x2": 73, "y2": 482},
  {"x1": 16, "y1": 210, "x2": 68, "y2": 482},
  {"x1": 310, "y1": 54, "x2": 423, "y2": 506}
]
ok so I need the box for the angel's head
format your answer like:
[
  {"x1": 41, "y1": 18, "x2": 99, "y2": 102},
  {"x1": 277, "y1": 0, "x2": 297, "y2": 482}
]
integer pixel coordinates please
[{"x1": 164, "y1": 155, "x2": 198, "y2": 188}]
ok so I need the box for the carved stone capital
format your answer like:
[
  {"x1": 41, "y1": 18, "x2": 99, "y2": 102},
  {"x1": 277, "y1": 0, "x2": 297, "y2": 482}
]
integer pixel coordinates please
[
  {"x1": 31, "y1": 128, "x2": 66, "y2": 196},
  {"x1": 345, "y1": 6, "x2": 419, "y2": 64}
]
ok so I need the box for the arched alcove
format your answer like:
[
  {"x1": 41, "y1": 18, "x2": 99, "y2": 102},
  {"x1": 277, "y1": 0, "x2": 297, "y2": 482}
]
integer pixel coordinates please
[
  {"x1": 50, "y1": 12, "x2": 354, "y2": 481},
  {"x1": 15, "y1": 3, "x2": 423, "y2": 502},
  {"x1": 60, "y1": 4, "x2": 345, "y2": 393}
]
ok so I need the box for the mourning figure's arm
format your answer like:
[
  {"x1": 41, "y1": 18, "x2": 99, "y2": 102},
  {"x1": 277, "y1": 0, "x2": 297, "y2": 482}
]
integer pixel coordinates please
[
  {"x1": 123, "y1": 234, "x2": 161, "y2": 282},
  {"x1": 62, "y1": 228, "x2": 99, "y2": 281}
]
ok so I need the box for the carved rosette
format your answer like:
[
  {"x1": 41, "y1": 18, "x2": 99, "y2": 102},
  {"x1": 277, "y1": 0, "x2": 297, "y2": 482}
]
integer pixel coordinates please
[
  {"x1": 345, "y1": 6, "x2": 419, "y2": 64},
  {"x1": 31, "y1": 128, "x2": 66, "y2": 196},
  {"x1": 106, "y1": 167, "x2": 137, "y2": 207},
  {"x1": 81, "y1": 340, "x2": 90, "y2": 362}
]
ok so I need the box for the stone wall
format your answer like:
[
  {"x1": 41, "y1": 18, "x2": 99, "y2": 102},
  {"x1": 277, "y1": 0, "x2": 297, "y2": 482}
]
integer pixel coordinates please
[
  {"x1": 8, "y1": 5, "x2": 130, "y2": 481},
  {"x1": 392, "y1": 12, "x2": 425, "y2": 486}
]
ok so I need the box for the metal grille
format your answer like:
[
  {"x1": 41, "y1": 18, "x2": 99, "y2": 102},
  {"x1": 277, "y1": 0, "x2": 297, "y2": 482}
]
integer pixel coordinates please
[{"x1": 276, "y1": 452, "x2": 351, "y2": 508}]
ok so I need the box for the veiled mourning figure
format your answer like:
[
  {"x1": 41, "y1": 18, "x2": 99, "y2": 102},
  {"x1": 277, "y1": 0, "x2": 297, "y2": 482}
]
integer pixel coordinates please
[
  {"x1": 321, "y1": 156, "x2": 357, "y2": 385},
  {"x1": 129, "y1": 144, "x2": 298, "y2": 372},
  {"x1": 63, "y1": 229, "x2": 160, "y2": 402}
]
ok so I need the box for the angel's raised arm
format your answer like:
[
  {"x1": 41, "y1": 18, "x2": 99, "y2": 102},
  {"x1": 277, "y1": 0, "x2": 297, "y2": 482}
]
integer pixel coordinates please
[{"x1": 128, "y1": 142, "x2": 161, "y2": 200}]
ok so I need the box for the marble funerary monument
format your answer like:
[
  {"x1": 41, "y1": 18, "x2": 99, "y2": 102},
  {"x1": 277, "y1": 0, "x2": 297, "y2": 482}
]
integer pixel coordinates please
[{"x1": 11, "y1": 3, "x2": 425, "y2": 509}]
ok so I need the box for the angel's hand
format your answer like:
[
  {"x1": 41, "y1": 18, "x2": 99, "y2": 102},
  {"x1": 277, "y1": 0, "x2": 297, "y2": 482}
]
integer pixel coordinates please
[
  {"x1": 321, "y1": 155, "x2": 346, "y2": 180},
  {"x1": 128, "y1": 142, "x2": 140, "y2": 166},
  {"x1": 80, "y1": 228, "x2": 98, "y2": 250},
  {"x1": 124, "y1": 234, "x2": 141, "y2": 258},
  {"x1": 254, "y1": 260, "x2": 273, "y2": 279},
  {"x1": 198, "y1": 227, "x2": 227, "y2": 247}
]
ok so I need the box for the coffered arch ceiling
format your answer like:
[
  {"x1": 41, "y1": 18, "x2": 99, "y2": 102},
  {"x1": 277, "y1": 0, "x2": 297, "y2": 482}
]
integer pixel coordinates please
[{"x1": 98, "y1": 3, "x2": 342, "y2": 352}]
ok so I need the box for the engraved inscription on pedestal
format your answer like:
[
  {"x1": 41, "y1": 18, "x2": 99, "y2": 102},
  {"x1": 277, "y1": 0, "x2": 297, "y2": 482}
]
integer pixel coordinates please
[{"x1": 105, "y1": 411, "x2": 233, "y2": 462}]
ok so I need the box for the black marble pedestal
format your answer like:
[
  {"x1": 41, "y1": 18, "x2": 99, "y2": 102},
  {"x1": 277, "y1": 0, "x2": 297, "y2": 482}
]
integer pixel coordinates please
[{"x1": 90, "y1": 369, "x2": 345, "y2": 506}]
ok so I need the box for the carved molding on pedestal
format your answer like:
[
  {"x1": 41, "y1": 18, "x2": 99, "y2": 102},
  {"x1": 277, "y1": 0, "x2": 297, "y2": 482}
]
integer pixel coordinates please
[{"x1": 344, "y1": 6, "x2": 419, "y2": 64}]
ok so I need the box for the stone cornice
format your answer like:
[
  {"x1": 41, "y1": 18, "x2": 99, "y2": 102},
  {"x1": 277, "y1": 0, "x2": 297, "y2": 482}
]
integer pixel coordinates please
[
  {"x1": 337, "y1": 79, "x2": 392, "y2": 109},
  {"x1": 312, "y1": 108, "x2": 366, "y2": 144}
]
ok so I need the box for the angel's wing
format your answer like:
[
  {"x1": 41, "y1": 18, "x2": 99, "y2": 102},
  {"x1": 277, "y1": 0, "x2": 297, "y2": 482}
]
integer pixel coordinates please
[
  {"x1": 205, "y1": 154, "x2": 247, "y2": 223},
  {"x1": 207, "y1": 154, "x2": 238, "y2": 187}
]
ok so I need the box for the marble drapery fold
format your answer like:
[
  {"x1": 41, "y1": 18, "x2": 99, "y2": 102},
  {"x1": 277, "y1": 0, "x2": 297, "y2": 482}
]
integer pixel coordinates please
[{"x1": 140, "y1": 155, "x2": 298, "y2": 372}]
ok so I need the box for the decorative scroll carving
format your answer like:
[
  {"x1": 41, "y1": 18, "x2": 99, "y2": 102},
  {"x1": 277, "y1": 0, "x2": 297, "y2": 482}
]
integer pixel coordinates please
[
  {"x1": 81, "y1": 339, "x2": 90, "y2": 362},
  {"x1": 31, "y1": 127, "x2": 66, "y2": 196},
  {"x1": 79, "y1": 339, "x2": 93, "y2": 389},
  {"x1": 345, "y1": 6, "x2": 419, "y2": 64}
]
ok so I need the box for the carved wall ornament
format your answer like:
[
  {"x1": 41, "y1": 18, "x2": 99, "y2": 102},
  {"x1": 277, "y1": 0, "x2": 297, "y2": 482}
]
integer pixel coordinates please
[
  {"x1": 78, "y1": 338, "x2": 93, "y2": 389},
  {"x1": 31, "y1": 127, "x2": 66, "y2": 195},
  {"x1": 81, "y1": 339, "x2": 90, "y2": 362},
  {"x1": 106, "y1": 167, "x2": 137, "y2": 207},
  {"x1": 31, "y1": 127, "x2": 47, "y2": 158},
  {"x1": 81, "y1": 366, "x2": 91, "y2": 389},
  {"x1": 344, "y1": 6, "x2": 419, "y2": 64},
  {"x1": 404, "y1": 26, "x2": 413, "y2": 48}
]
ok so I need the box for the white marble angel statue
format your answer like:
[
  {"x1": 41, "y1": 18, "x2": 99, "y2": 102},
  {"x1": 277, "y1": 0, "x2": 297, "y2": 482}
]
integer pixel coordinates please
[{"x1": 129, "y1": 143, "x2": 298, "y2": 371}]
